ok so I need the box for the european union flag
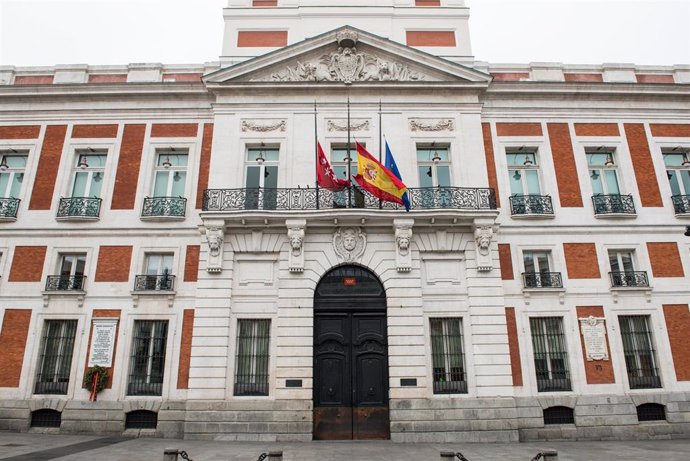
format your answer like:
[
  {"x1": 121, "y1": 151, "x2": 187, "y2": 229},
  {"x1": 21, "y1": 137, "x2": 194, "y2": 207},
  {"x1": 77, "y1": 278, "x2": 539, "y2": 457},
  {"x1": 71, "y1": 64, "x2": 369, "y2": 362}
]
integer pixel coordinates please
[{"x1": 384, "y1": 142, "x2": 410, "y2": 212}]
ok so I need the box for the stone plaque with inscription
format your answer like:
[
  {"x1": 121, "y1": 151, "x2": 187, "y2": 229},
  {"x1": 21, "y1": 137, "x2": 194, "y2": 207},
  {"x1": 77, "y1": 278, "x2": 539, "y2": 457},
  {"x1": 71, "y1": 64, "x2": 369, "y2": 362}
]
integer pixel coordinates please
[
  {"x1": 579, "y1": 316, "x2": 609, "y2": 361},
  {"x1": 88, "y1": 319, "x2": 118, "y2": 367}
]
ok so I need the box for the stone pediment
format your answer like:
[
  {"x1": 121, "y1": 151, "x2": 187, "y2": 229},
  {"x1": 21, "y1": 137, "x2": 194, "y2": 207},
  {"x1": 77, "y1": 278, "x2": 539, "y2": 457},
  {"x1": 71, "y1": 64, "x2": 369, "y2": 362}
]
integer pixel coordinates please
[{"x1": 205, "y1": 26, "x2": 491, "y2": 85}]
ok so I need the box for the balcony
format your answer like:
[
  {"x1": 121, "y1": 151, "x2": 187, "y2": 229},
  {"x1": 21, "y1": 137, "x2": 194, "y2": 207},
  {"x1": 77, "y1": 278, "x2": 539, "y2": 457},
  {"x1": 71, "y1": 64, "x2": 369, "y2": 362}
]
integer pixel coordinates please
[
  {"x1": 202, "y1": 186, "x2": 497, "y2": 212},
  {"x1": 141, "y1": 196, "x2": 186, "y2": 220},
  {"x1": 523, "y1": 272, "x2": 563, "y2": 289},
  {"x1": 609, "y1": 271, "x2": 649, "y2": 288},
  {"x1": 56, "y1": 197, "x2": 102, "y2": 220},
  {"x1": 671, "y1": 195, "x2": 690, "y2": 215},
  {"x1": 133, "y1": 274, "x2": 175, "y2": 292},
  {"x1": 0, "y1": 197, "x2": 20, "y2": 220},
  {"x1": 509, "y1": 195, "x2": 554, "y2": 217},
  {"x1": 592, "y1": 194, "x2": 635, "y2": 216},
  {"x1": 45, "y1": 275, "x2": 86, "y2": 292}
]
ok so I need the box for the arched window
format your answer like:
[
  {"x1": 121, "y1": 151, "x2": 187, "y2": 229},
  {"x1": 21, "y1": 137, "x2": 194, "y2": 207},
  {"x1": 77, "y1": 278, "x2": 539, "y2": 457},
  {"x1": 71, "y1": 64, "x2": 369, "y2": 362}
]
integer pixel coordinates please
[
  {"x1": 125, "y1": 410, "x2": 158, "y2": 429},
  {"x1": 543, "y1": 406, "x2": 575, "y2": 425},
  {"x1": 637, "y1": 403, "x2": 666, "y2": 422},
  {"x1": 30, "y1": 409, "x2": 61, "y2": 428}
]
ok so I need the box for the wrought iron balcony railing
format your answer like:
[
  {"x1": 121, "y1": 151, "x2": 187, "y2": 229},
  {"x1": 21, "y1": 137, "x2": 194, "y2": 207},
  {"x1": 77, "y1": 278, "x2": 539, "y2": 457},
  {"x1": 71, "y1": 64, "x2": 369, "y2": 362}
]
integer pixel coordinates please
[
  {"x1": 671, "y1": 195, "x2": 690, "y2": 214},
  {"x1": 141, "y1": 196, "x2": 187, "y2": 218},
  {"x1": 56, "y1": 197, "x2": 102, "y2": 219},
  {"x1": 592, "y1": 194, "x2": 635, "y2": 215},
  {"x1": 45, "y1": 275, "x2": 86, "y2": 292},
  {"x1": 202, "y1": 186, "x2": 497, "y2": 212},
  {"x1": 134, "y1": 274, "x2": 175, "y2": 292},
  {"x1": 609, "y1": 271, "x2": 649, "y2": 288},
  {"x1": 0, "y1": 197, "x2": 20, "y2": 219},
  {"x1": 523, "y1": 272, "x2": 563, "y2": 289},
  {"x1": 509, "y1": 195, "x2": 554, "y2": 216}
]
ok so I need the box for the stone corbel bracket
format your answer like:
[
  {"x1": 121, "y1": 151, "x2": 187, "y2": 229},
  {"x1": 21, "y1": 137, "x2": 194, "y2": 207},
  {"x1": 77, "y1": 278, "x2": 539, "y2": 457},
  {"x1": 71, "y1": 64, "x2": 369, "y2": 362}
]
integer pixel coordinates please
[
  {"x1": 393, "y1": 218, "x2": 414, "y2": 272},
  {"x1": 203, "y1": 220, "x2": 226, "y2": 273},
  {"x1": 473, "y1": 219, "x2": 497, "y2": 272},
  {"x1": 286, "y1": 219, "x2": 306, "y2": 273}
]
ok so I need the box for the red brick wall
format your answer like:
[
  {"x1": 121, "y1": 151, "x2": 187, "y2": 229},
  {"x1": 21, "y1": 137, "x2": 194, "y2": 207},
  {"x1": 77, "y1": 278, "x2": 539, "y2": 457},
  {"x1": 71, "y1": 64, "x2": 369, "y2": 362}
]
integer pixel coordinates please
[
  {"x1": 663, "y1": 304, "x2": 690, "y2": 381},
  {"x1": 237, "y1": 31, "x2": 288, "y2": 47},
  {"x1": 8, "y1": 246, "x2": 47, "y2": 282},
  {"x1": 548, "y1": 123, "x2": 583, "y2": 207},
  {"x1": 150, "y1": 123, "x2": 198, "y2": 138},
  {"x1": 111, "y1": 124, "x2": 146, "y2": 210},
  {"x1": 495, "y1": 122, "x2": 542, "y2": 137},
  {"x1": 564, "y1": 243, "x2": 600, "y2": 279},
  {"x1": 636, "y1": 74, "x2": 674, "y2": 84},
  {"x1": 14, "y1": 75, "x2": 54, "y2": 85},
  {"x1": 574, "y1": 123, "x2": 619, "y2": 137},
  {"x1": 416, "y1": 0, "x2": 441, "y2": 5},
  {"x1": 253, "y1": 1, "x2": 278, "y2": 6},
  {"x1": 84, "y1": 310, "x2": 121, "y2": 388},
  {"x1": 624, "y1": 123, "x2": 662, "y2": 207},
  {"x1": 576, "y1": 306, "x2": 616, "y2": 385},
  {"x1": 498, "y1": 244, "x2": 514, "y2": 280},
  {"x1": 87, "y1": 74, "x2": 127, "y2": 83},
  {"x1": 28, "y1": 125, "x2": 67, "y2": 210},
  {"x1": 71, "y1": 124, "x2": 119, "y2": 138},
  {"x1": 196, "y1": 123, "x2": 214, "y2": 209},
  {"x1": 177, "y1": 309, "x2": 195, "y2": 389},
  {"x1": 0, "y1": 125, "x2": 41, "y2": 139},
  {"x1": 482, "y1": 123, "x2": 500, "y2": 207},
  {"x1": 95, "y1": 246, "x2": 132, "y2": 282},
  {"x1": 649, "y1": 124, "x2": 690, "y2": 138},
  {"x1": 406, "y1": 31, "x2": 456, "y2": 47},
  {"x1": 564, "y1": 73, "x2": 603, "y2": 83},
  {"x1": 647, "y1": 242, "x2": 685, "y2": 277},
  {"x1": 0, "y1": 309, "x2": 32, "y2": 387},
  {"x1": 505, "y1": 307, "x2": 523, "y2": 386},
  {"x1": 184, "y1": 245, "x2": 200, "y2": 282}
]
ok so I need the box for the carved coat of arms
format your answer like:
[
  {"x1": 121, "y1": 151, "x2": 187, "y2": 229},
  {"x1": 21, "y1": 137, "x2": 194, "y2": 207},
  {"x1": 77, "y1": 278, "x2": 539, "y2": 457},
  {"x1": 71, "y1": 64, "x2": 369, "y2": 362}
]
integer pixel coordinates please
[{"x1": 333, "y1": 227, "x2": 366, "y2": 262}]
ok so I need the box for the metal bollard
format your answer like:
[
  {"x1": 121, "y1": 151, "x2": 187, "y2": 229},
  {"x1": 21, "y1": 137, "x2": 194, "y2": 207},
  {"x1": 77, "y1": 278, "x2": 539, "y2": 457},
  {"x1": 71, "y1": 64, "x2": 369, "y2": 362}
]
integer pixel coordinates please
[
  {"x1": 257, "y1": 452, "x2": 283, "y2": 461},
  {"x1": 532, "y1": 450, "x2": 558, "y2": 461},
  {"x1": 164, "y1": 449, "x2": 193, "y2": 461},
  {"x1": 440, "y1": 452, "x2": 470, "y2": 461}
]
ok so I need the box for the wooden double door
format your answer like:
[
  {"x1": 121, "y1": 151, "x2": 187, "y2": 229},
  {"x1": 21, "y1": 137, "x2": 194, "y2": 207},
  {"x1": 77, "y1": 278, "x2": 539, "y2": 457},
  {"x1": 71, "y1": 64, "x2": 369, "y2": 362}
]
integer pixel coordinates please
[{"x1": 312, "y1": 266, "x2": 390, "y2": 440}]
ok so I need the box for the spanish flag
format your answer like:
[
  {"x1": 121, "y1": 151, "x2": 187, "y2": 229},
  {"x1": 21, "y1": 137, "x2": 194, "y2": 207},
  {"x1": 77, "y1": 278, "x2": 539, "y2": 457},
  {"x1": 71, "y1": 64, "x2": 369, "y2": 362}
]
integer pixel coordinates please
[{"x1": 353, "y1": 142, "x2": 408, "y2": 206}]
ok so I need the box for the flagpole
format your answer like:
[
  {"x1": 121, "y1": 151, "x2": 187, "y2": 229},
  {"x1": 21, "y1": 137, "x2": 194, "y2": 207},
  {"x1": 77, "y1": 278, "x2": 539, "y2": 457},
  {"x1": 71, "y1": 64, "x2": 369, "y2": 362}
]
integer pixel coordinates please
[
  {"x1": 378, "y1": 99, "x2": 383, "y2": 209},
  {"x1": 347, "y1": 96, "x2": 352, "y2": 208},
  {"x1": 314, "y1": 100, "x2": 319, "y2": 210}
]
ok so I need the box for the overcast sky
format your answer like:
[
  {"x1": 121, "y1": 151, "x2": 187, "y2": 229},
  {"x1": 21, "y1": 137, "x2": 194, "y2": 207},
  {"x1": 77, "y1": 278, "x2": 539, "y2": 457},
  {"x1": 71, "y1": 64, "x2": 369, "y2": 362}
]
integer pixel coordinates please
[{"x1": 0, "y1": 0, "x2": 688, "y2": 67}]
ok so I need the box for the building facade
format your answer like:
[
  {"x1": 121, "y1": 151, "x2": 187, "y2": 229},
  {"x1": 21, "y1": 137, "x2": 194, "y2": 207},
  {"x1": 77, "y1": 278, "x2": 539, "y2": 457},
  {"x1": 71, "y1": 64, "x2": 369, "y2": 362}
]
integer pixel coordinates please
[{"x1": 1, "y1": 0, "x2": 690, "y2": 442}]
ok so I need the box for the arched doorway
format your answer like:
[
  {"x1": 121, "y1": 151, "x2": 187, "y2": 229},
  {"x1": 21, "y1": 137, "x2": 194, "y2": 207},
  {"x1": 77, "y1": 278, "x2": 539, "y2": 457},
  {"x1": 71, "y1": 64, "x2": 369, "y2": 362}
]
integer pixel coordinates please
[{"x1": 313, "y1": 265, "x2": 390, "y2": 440}]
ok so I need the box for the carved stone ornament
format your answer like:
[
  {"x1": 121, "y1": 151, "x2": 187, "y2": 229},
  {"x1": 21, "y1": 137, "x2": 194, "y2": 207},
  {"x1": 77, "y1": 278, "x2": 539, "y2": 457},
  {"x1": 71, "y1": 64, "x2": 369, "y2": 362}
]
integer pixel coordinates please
[
  {"x1": 394, "y1": 219, "x2": 414, "y2": 273},
  {"x1": 286, "y1": 220, "x2": 306, "y2": 273},
  {"x1": 241, "y1": 120, "x2": 286, "y2": 133},
  {"x1": 205, "y1": 225, "x2": 225, "y2": 273},
  {"x1": 474, "y1": 225, "x2": 494, "y2": 272},
  {"x1": 327, "y1": 119, "x2": 370, "y2": 132},
  {"x1": 409, "y1": 119, "x2": 455, "y2": 132},
  {"x1": 333, "y1": 227, "x2": 366, "y2": 262},
  {"x1": 259, "y1": 48, "x2": 424, "y2": 84}
]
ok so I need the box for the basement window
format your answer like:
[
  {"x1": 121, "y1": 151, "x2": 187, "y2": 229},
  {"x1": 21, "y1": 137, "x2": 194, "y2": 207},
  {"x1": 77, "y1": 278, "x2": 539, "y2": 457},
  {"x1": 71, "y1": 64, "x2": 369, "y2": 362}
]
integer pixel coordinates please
[
  {"x1": 125, "y1": 410, "x2": 158, "y2": 429},
  {"x1": 543, "y1": 406, "x2": 575, "y2": 425},
  {"x1": 30, "y1": 409, "x2": 62, "y2": 428}
]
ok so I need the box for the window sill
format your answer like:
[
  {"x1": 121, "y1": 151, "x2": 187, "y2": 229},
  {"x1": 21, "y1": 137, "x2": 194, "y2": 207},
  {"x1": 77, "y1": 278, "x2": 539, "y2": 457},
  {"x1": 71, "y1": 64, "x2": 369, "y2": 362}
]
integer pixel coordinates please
[
  {"x1": 522, "y1": 287, "x2": 566, "y2": 305},
  {"x1": 0, "y1": 216, "x2": 18, "y2": 222},
  {"x1": 131, "y1": 290, "x2": 176, "y2": 308},
  {"x1": 510, "y1": 213, "x2": 555, "y2": 220},
  {"x1": 55, "y1": 215, "x2": 100, "y2": 222},
  {"x1": 140, "y1": 215, "x2": 185, "y2": 222},
  {"x1": 674, "y1": 212, "x2": 690, "y2": 218},
  {"x1": 42, "y1": 290, "x2": 86, "y2": 308},
  {"x1": 594, "y1": 213, "x2": 637, "y2": 219}
]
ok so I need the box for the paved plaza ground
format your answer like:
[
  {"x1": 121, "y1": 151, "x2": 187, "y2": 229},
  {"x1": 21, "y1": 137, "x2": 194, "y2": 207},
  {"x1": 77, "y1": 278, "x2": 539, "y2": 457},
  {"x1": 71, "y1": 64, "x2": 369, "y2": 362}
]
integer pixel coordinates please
[{"x1": 0, "y1": 432, "x2": 689, "y2": 461}]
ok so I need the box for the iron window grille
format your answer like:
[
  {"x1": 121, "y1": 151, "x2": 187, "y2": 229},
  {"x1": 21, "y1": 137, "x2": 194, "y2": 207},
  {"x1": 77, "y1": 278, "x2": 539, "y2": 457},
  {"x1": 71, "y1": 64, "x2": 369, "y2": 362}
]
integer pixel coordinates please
[
  {"x1": 671, "y1": 195, "x2": 690, "y2": 214},
  {"x1": 45, "y1": 275, "x2": 86, "y2": 291},
  {"x1": 234, "y1": 319, "x2": 271, "y2": 396},
  {"x1": 619, "y1": 316, "x2": 662, "y2": 389},
  {"x1": 30, "y1": 409, "x2": 62, "y2": 428},
  {"x1": 125, "y1": 410, "x2": 158, "y2": 429},
  {"x1": 430, "y1": 318, "x2": 468, "y2": 394},
  {"x1": 133, "y1": 273, "x2": 175, "y2": 291},
  {"x1": 530, "y1": 317, "x2": 571, "y2": 392},
  {"x1": 591, "y1": 194, "x2": 636, "y2": 215},
  {"x1": 543, "y1": 406, "x2": 575, "y2": 425},
  {"x1": 127, "y1": 320, "x2": 168, "y2": 396},
  {"x1": 636, "y1": 403, "x2": 666, "y2": 422},
  {"x1": 56, "y1": 197, "x2": 102, "y2": 218},
  {"x1": 509, "y1": 194, "x2": 554, "y2": 216},
  {"x1": 141, "y1": 196, "x2": 187, "y2": 218},
  {"x1": 34, "y1": 320, "x2": 78, "y2": 395},
  {"x1": 523, "y1": 272, "x2": 563, "y2": 289},
  {"x1": 0, "y1": 197, "x2": 20, "y2": 219},
  {"x1": 609, "y1": 271, "x2": 649, "y2": 288}
]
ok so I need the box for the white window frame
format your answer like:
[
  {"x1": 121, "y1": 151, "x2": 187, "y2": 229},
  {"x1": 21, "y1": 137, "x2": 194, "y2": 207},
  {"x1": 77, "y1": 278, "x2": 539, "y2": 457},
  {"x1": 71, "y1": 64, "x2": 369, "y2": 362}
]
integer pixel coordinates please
[
  {"x1": 151, "y1": 148, "x2": 189, "y2": 198},
  {"x1": 0, "y1": 150, "x2": 29, "y2": 199},
  {"x1": 506, "y1": 148, "x2": 541, "y2": 196},
  {"x1": 416, "y1": 143, "x2": 451, "y2": 188}
]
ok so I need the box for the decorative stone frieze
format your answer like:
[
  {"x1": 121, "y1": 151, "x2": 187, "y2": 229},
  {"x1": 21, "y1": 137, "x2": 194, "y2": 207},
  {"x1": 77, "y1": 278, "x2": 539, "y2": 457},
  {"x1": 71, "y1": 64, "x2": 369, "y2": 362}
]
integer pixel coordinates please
[
  {"x1": 409, "y1": 119, "x2": 455, "y2": 132},
  {"x1": 393, "y1": 218, "x2": 414, "y2": 272},
  {"x1": 327, "y1": 119, "x2": 370, "y2": 132},
  {"x1": 241, "y1": 120, "x2": 286, "y2": 132},
  {"x1": 286, "y1": 219, "x2": 306, "y2": 273},
  {"x1": 333, "y1": 227, "x2": 366, "y2": 262}
]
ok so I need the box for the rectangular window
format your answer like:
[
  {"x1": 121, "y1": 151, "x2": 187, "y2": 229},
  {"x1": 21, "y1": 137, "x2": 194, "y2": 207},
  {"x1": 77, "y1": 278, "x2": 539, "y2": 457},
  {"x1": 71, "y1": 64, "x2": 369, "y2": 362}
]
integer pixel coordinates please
[
  {"x1": 330, "y1": 144, "x2": 364, "y2": 207},
  {"x1": 0, "y1": 152, "x2": 27, "y2": 198},
  {"x1": 430, "y1": 317, "x2": 467, "y2": 394},
  {"x1": 608, "y1": 249, "x2": 648, "y2": 287},
  {"x1": 665, "y1": 151, "x2": 690, "y2": 214},
  {"x1": 523, "y1": 250, "x2": 561, "y2": 288},
  {"x1": 507, "y1": 150, "x2": 540, "y2": 196},
  {"x1": 530, "y1": 317, "x2": 571, "y2": 392},
  {"x1": 47, "y1": 253, "x2": 86, "y2": 291},
  {"x1": 136, "y1": 253, "x2": 174, "y2": 291},
  {"x1": 619, "y1": 315, "x2": 661, "y2": 389},
  {"x1": 234, "y1": 319, "x2": 271, "y2": 396},
  {"x1": 153, "y1": 150, "x2": 188, "y2": 198},
  {"x1": 417, "y1": 144, "x2": 450, "y2": 188},
  {"x1": 244, "y1": 145, "x2": 278, "y2": 210},
  {"x1": 587, "y1": 150, "x2": 620, "y2": 195},
  {"x1": 34, "y1": 320, "x2": 78, "y2": 394},
  {"x1": 127, "y1": 320, "x2": 168, "y2": 396},
  {"x1": 71, "y1": 151, "x2": 107, "y2": 198}
]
